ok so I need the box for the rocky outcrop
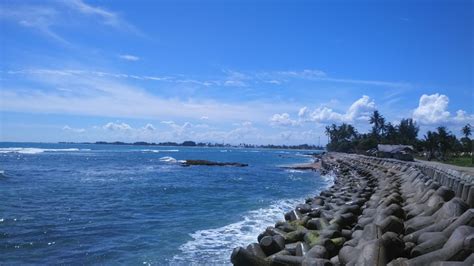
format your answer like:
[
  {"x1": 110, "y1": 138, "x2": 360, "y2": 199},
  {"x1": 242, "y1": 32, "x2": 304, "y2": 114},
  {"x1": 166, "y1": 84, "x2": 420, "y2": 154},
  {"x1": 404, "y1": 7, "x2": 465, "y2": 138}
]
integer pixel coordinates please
[
  {"x1": 230, "y1": 153, "x2": 474, "y2": 266},
  {"x1": 181, "y1": 159, "x2": 248, "y2": 167}
]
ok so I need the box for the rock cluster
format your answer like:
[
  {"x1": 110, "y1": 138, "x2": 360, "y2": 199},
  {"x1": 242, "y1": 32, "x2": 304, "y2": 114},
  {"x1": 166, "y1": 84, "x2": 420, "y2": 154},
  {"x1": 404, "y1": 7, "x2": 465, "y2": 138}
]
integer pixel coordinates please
[
  {"x1": 230, "y1": 153, "x2": 473, "y2": 265},
  {"x1": 181, "y1": 160, "x2": 248, "y2": 167}
]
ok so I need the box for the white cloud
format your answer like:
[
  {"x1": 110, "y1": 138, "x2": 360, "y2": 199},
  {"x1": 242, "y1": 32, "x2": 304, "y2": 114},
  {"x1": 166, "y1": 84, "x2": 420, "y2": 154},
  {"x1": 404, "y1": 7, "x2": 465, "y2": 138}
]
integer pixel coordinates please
[
  {"x1": 255, "y1": 69, "x2": 408, "y2": 88},
  {"x1": 298, "y1": 107, "x2": 308, "y2": 117},
  {"x1": 143, "y1": 123, "x2": 155, "y2": 131},
  {"x1": 161, "y1": 121, "x2": 194, "y2": 136},
  {"x1": 305, "y1": 106, "x2": 346, "y2": 122},
  {"x1": 200, "y1": 116, "x2": 209, "y2": 120},
  {"x1": 67, "y1": 0, "x2": 117, "y2": 24},
  {"x1": 276, "y1": 69, "x2": 327, "y2": 79},
  {"x1": 270, "y1": 113, "x2": 299, "y2": 127},
  {"x1": 65, "y1": 0, "x2": 139, "y2": 33},
  {"x1": 62, "y1": 125, "x2": 85, "y2": 133},
  {"x1": 300, "y1": 95, "x2": 376, "y2": 123},
  {"x1": 270, "y1": 96, "x2": 376, "y2": 127},
  {"x1": 222, "y1": 70, "x2": 250, "y2": 87},
  {"x1": 119, "y1": 54, "x2": 140, "y2": 61},
  {"x1": 265, "y1": 80, "x2": 282, "y2": 85},
  {"x1": 0, "y1": 0, "x2": 139, "y2": 44},
  {"x1": 413, "y1": 93, "x2": 451, "y2": 124},
  {"x1": 0, "y1": 6, "x2": 69, "y2": 44},
  {"x1": 345, "y1": 95, "x2": 377, "y2": 121},
  {"x1": 225, "y1": 121, "x2": 258, "y2": 140},
  {"x1": 103, "y1": 122, "x2": 132, "y2": 131},
  {"x1": 413, "y1": 93, "x2": 473, "y2": 125},
  {"x1": 454, "y1": 110, "x2": 474, "y2": 123},
  {"x1": 2, "y1": 69, "x2": 289, "y2": 122}
]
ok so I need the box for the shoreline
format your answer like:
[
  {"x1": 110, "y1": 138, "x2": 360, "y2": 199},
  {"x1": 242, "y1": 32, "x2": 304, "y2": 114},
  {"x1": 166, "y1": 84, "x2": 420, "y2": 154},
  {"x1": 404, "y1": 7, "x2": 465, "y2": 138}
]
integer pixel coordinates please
[
  {"x1": 231, "y1": 152, "x2": 474, "y2": 265},
  {"x1": 282, "y1": 154, "x2": 323, "y2": 171}
]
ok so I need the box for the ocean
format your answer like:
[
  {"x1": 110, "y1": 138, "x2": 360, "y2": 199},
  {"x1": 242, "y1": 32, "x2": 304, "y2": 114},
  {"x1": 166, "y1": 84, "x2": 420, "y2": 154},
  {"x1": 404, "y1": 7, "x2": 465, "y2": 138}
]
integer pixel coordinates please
[{"x1": 0, "y1": 143, "x2": 331, "y2": 264}]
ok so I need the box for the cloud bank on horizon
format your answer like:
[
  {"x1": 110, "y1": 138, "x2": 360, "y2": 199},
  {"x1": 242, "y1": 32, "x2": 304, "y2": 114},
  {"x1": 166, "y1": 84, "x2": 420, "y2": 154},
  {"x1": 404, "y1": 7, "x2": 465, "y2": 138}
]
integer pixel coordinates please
[{"x1": 0, "y1": 0, "x2": 472, "y2": 144}]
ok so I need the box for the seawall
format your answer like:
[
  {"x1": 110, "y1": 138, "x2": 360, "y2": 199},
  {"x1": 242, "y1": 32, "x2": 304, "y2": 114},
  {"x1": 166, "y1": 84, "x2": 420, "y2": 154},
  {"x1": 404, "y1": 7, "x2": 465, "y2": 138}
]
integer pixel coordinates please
[{"x1": 230, "y1": 152, "x2": 474, "y2": 265}]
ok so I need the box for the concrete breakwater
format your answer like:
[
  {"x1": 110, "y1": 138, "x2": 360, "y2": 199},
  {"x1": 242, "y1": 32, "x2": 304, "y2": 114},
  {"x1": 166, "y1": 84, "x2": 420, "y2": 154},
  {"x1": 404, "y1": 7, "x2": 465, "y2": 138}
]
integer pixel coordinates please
[{"x1": 230, "y1": 153, "x2": 474, "y2": 265}]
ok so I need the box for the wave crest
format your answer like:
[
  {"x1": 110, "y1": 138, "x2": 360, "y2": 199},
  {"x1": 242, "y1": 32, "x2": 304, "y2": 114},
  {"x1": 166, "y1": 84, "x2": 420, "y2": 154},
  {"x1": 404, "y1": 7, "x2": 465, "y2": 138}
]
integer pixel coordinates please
[{"x1": 0, "y1": 148, "x2": 86, "y2": 154}]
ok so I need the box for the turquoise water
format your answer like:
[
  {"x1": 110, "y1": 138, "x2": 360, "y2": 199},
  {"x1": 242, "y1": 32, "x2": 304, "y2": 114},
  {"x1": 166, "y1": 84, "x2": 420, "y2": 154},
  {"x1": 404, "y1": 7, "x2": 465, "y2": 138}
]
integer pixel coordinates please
[{"x1": 0, "y1": 143, "x2": 330, "y2": 264}]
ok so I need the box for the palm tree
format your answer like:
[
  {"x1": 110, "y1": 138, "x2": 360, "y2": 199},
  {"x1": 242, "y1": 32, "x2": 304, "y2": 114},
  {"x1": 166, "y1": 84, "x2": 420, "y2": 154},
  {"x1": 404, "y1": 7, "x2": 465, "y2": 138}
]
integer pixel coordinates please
[
  {"x1": 424, "y1": 131, "x2": 438, "y2": 160},
  {"x1": 398, "y1": 118, "x2": 419, "y2": 145},
  {"x1": 462, "y1": 124, "x2": 472, "y2": 139},
  {"x1": 437, "y1": 126, "x2": 452, "y2": 160},
  {"x1": 385, "y1": 122, "x2": 398, "y2": 144},
  {"x1": 461, "y1": 124, "x2": 472, "y2": 164},
  {"x1": 369, "y1": 110, "x2": 385, "y2": 141}
]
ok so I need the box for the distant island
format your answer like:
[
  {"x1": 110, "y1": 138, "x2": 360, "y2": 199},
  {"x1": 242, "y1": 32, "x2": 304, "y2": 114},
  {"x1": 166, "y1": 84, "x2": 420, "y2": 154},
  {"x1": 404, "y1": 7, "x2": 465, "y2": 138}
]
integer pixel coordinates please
[{"x1": 58, "y1": 141, "x2": 325, "y2": 150}]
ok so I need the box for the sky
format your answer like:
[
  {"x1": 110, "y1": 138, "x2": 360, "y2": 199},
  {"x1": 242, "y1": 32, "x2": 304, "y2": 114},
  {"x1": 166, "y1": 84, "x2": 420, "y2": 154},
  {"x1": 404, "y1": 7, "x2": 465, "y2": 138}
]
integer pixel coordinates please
[{"x1": 0, "y1": 0, "x2": 473, "y2": 145}]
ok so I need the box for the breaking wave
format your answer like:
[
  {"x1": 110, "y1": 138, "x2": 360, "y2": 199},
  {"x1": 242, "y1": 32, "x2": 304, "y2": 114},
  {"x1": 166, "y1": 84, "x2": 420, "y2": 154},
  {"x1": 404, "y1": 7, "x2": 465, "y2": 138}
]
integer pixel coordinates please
[
  {"x1": 159, "y1": 156, "x2": 185, "y2": 163},
  {"x1": 172, "y1": 173, "x2": 335, "y2": 264},
  {"x1": 0, "y1": 147, "x2": 88, "y2": 154}
]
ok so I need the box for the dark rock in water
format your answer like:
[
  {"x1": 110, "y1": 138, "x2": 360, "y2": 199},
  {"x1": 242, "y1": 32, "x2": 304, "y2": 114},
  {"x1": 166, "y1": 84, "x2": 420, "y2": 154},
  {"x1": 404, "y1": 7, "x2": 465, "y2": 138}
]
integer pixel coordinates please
[{"x1": 181, "y1": 160, "x2": 248, "y2": 167}]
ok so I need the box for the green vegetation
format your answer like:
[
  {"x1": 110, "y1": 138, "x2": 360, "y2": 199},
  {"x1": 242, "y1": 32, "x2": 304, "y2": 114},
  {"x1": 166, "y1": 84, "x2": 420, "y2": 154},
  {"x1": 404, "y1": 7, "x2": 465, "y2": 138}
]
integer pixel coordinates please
[
  {"x1": 445, "y1": 157, "x2": 474, "y2": 167},
  {"x1": 325, "y1": 111, "x2": 472, "y2": 166}
]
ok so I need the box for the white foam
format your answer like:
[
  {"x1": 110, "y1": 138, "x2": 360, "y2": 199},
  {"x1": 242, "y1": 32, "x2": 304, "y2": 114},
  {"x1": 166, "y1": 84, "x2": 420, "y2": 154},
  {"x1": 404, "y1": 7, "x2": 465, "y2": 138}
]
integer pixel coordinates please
[
  {"x1": 159, "y1": 156, "x2": 185, "y2": 163},
  {"x1": 142, "y1": 149, "x2": 179, "y2": 153},
  {"x1": 0, "y1": 147, "x2": 85, "y2": 154},
  {"x1": 172, "y1": 198, "x2": 301, "y2": 264},
  {"x1": 141, "y1": 149, "x2": 161, "y2": 153},
  {"x1": 172, "y1": 172, "x2": 336, "y2": 264},
  {"x1": 321, "y1": 171, "x2": 336, "y2": 187},
  {"x1": 285, "y1": 169, "x2": 305, "y2": 173},
  {"x1": 159, "y1": 156, "x2": 177, "y2": 163}
]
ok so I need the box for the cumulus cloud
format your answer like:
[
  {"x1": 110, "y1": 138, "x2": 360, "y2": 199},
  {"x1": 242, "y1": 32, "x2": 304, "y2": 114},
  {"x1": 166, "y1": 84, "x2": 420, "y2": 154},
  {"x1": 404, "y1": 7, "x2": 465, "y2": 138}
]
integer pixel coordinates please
[
  {"x1": 143, "y1": 123, "x2": 155, "y2": 131},
  {"x1": 270, "y1": 113, "x2": 299, "y2": 127},
  {"x1": 103, "y1": 122, "x2": 132, "y2": 131},
  {"x1": 412, "y1": 93, "x2": 450, "y2": 124},
  {"x1": 298, "y1": 107, "x2": 309, "y2": 117},
  {"x1": 412, "y1": 93, "x2": 472, "y2": 125},
  {"x1": 119, "y1": 54, "x2": 140, "y2": 61},
  {"x1": 226, "y1": 121, "x2": 258, "y2": 140},
  {"x1": 270, "y1": 96, "x2": 376, "y2": 127},
  {"x1": 299, "y1": 95, "x2": 376, "y2": 123},
  {"x1": 345, "y1": 95, "x2": 377, "y2": 121},
  {"x1": 454, "y1": 110, "x2": 474, "y2": 123},
  {"x1": 161, "y1": 121, "x2": 194, "y2": 136}
]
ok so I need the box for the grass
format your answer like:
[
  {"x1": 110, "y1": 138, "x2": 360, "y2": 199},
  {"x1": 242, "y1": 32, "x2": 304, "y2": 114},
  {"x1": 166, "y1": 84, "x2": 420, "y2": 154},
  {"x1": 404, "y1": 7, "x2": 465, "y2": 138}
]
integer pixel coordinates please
[
  {"x1": 415, "y1": 155, "x2": 474, "y2": 167},
  {"x1": 445, "y1": 156, "x2": 474, "y2": 167}
]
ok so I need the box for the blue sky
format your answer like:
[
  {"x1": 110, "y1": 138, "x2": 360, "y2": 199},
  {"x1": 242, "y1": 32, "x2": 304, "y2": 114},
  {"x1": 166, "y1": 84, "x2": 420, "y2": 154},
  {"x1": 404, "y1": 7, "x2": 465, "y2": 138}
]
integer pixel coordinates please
[{"x1": 0, "y1": 0, "x2": 472, "y2": 144}]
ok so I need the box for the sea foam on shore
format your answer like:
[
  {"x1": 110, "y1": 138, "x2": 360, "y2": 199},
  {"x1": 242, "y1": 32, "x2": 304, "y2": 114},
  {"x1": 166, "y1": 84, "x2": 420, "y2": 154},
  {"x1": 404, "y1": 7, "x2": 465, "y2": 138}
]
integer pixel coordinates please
[{"x1": 173, "y1": 174, "x2": 334, "y2": 264}]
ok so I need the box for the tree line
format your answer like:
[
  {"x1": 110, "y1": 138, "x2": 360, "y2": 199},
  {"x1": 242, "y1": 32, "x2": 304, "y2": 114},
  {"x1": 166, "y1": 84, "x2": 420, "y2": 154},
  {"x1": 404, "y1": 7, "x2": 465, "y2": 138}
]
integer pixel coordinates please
[{"x1": 325, "y1": 110, "x2": 472, "y2": 162}]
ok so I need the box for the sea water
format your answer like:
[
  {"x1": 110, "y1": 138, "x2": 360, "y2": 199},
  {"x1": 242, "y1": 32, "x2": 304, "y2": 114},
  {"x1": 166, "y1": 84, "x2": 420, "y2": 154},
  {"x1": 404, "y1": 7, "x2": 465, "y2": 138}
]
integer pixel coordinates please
[{"x1": 0, "y1": 142, "x2": 331, "y2": 264}]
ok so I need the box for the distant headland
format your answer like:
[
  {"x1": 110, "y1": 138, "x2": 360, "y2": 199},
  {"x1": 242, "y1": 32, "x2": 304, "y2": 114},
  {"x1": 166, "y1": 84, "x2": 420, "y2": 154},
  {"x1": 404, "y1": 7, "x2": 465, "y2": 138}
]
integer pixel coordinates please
[{"x1": 58, "y1": 141, "x2": 325, "y2": 150}]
